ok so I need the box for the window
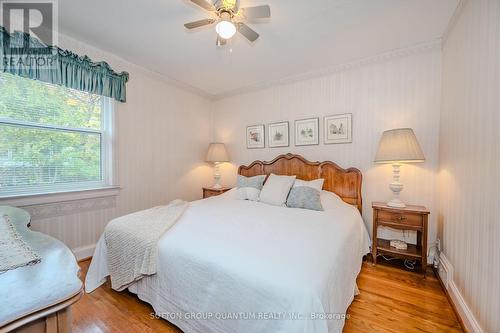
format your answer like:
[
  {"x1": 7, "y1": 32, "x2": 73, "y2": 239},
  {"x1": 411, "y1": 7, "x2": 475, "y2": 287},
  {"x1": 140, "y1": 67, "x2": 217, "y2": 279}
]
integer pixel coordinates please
[{"x1": 0, "y1": 72, "x2": 114, "y2": 197}]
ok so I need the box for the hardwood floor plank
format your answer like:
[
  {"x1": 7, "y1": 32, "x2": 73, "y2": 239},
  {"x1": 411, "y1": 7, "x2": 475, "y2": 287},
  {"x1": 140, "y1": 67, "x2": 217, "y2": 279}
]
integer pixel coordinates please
[
  {"x1": 73, "y1": 260, "x2": 463, "y2": 333},
  {"x1": 352, "y1": 291, "x2": 460, "y2": 328},
  {"x1": 347, "y1": 296, "x2": 462, "y2": 332}
]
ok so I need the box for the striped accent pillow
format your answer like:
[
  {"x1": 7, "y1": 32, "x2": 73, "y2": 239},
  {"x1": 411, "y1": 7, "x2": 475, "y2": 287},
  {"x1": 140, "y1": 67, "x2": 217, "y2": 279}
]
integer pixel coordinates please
[
  {"x1": 286, "y1": 179, "x2": 324, "y2": 211},
  {"x1": 236, "y1": 175, "x2": 266, "y2": 201}
]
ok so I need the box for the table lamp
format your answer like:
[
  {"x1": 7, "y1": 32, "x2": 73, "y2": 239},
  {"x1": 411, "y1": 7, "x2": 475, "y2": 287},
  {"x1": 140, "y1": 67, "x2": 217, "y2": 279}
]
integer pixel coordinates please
[
  {"x1": 205, "y1": 143, "x2": 230, "y2": 189},
  {"x1": 374, "y1": 128, "x2": 425, "y2": 208}
]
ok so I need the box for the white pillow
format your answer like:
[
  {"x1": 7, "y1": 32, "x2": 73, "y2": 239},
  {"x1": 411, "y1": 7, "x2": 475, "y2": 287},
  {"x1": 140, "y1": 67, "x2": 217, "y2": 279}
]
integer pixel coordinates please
[
  {"x1": 292, "y1": 178, "x2": 324, "y2": 191},
  {"x1": 259, "y1": 174, "x2": 296, "y2": 206},
  {"x1": 320, "y1": 190, "x2": 344, "y2": 211}
]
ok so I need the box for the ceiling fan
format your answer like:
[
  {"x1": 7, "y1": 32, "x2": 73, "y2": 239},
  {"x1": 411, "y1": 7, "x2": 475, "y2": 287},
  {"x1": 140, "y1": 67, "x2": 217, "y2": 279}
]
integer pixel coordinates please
[{"x1": 184, "y1": 0, "x2": 271, "y2": 46}]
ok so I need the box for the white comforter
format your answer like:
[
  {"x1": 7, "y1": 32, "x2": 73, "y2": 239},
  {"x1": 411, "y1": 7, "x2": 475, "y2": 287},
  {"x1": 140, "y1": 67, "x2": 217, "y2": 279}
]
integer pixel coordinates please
[{"x1": 86, "y1": 189, "x2": 370, "y2": 333}]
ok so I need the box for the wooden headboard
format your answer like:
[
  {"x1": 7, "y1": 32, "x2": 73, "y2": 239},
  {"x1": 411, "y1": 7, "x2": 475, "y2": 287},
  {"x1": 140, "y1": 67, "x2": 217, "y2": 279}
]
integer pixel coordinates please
[{"x1": 238, "y1": 153, "x2": 363, "y2": 213}]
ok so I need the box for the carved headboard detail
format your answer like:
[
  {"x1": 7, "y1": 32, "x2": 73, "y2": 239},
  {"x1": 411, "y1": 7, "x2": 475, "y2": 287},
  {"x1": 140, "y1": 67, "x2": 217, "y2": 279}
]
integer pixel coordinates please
[{"x1": 238, "y1": 153, "x2": 362, "y2": 213}]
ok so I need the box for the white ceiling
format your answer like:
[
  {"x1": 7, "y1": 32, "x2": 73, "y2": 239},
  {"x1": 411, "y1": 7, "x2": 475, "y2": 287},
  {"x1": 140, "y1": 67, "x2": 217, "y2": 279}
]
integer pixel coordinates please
[{"x1": 58, "y1": 0, "x2": 459, "y2": 99}]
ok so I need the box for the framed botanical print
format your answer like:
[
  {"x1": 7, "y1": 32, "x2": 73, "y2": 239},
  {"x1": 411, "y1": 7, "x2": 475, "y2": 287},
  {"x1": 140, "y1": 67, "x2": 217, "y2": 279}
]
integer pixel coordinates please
[
  {"x1": 324, "y1": 113, "x2": 352, "y2": 144},
  {"x1": 295, "y1": 118, "x2": 319, "y2": 146},
  {"x1": 246, "y1": 124, "x2": 265, "y2": 149},
  {"x1": 268, "y1": 121, "x2": 289, "y2": 148}
]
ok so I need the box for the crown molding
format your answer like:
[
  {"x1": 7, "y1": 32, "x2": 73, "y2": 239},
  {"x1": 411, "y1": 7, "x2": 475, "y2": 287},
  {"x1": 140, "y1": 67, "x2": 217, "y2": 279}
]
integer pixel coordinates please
[
  {"x1": 88, "y1": 45, "x2": 216, "y2": 101},
  {"x1": 59, "y1": 29, "x2": 443, "y2": 102},
  {"x1": 128, "y1": 63, "x2": 216, "y2": 101},
  {"x1": 58, "y1": 30, "x2": 216, "y2": 101},
  {"x1": 95, "y1": 38, "x2": 442, "y2": 102},
  {"x1": 212, "y1": 39, "x2": 442, "y2": 100},
  {"x1": 442, "y1": 0, "x2": 468, "y2": 45}
]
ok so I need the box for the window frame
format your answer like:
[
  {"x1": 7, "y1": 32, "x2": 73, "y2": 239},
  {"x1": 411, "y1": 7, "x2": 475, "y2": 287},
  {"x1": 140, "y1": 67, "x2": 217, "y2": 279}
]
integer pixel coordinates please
[{"x1": 0, "y1": 90, "x2": 117, "y2": 202}]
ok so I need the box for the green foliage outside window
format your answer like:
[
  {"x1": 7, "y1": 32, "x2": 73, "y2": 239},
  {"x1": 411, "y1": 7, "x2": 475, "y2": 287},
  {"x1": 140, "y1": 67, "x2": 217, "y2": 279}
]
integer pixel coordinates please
[{"x1": 0, "y1": 72, "x2": 104, "y2": 192}]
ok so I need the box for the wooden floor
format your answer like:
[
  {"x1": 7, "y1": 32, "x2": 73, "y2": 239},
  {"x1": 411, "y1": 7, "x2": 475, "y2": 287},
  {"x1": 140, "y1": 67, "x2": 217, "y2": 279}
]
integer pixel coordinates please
[{"x1": 73, "y1": 259, "x2": 463, "y2": 333}]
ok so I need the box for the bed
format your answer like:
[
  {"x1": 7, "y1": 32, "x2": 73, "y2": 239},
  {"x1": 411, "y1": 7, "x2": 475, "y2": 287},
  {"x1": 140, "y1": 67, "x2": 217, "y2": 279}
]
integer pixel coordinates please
[{"x1": 85, "y1": 154, "x2": 370, "y2": 333}]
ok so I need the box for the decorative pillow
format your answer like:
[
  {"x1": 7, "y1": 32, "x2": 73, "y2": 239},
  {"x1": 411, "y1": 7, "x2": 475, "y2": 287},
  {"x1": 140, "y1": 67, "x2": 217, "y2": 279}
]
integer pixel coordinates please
[
  {"x1": 259, "y1": 174, "x2": 296, "y2": 206},
  {"x1": 286, "y1": 178, "x2": 325, "y2": 211},
  {"x1": 236, "y1": 175, "x2": 266, "y2": 201}
]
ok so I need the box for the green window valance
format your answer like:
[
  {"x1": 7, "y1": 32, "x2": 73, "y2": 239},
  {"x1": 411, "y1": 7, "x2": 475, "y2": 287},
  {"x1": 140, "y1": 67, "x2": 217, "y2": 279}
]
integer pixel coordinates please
[{"x1": 0, "y1": 26, "x2": 129, "y2": 102}]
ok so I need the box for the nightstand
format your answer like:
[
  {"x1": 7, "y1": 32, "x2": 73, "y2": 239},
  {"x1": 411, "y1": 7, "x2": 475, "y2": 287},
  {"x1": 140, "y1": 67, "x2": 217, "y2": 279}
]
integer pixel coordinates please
[
  {"x1": 372, "y1": 202, "x2": 430, "y2": 277},
  {"x1": 203, "y1": 187, "x2": 231, "y2": 198}
]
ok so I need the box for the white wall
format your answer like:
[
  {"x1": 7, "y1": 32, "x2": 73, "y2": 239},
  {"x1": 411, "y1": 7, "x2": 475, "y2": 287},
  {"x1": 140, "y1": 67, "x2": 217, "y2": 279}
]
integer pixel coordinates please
[
  {"x1": 19, "y1": 33, "x2": 213, "y2": 258},
  {"x1": 212, "y1": 46, "x2": 442, "y2": 250},
  {"x1": 439, "y1": 0, "x2": 500, "y2": 332},
  {"x1": 7, "y1": 5, "x2": 497, "y2": 330},
  {"x1": 6, "y1": 34, "x2": 444, "y2": 269}
]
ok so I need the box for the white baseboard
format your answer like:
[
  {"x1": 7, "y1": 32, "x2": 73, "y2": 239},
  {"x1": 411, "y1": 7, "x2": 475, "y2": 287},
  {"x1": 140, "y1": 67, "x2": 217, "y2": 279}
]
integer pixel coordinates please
[
  {"x1": 438, "y1": 251, "x2": 453, "y2": 288},
  {"x1": 439, "y1": 253, "x2": 483, "y2": 333},
  {"x1": 72, "y1": 244, "x2": 96, "y2": 261}
]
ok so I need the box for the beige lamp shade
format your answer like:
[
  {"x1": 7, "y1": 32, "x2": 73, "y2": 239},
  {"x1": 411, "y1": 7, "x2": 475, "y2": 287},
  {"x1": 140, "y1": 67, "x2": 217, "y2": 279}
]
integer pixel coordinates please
[
  {"x1": 206, "y1": 143, "x2": 230, "y2": 163},
  {"x1": 374, "y1": 128, "x2": 425, "y2": 163}
]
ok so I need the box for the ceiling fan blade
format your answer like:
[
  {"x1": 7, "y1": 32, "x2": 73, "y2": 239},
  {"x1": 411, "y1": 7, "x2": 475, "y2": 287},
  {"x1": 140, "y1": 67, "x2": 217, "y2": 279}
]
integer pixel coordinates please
[
  {"x1": 216, "y1": 35, "x2": 227, "y2": 46},
  {"x1": 214, "y1": 0, "x2": 239, "y2": 11},
  {"x1": 241, "y1": 5, "x2": 271, "y2": 19},
  {"x1": 190, "y1": 0, "x2": 215, "y2": 11},
  {"x1": 184, "y1": 18, "x2": 215, "y2": 29},
  {"x1": 238, "y1": 23, "x2": 259, "y2": 42}
]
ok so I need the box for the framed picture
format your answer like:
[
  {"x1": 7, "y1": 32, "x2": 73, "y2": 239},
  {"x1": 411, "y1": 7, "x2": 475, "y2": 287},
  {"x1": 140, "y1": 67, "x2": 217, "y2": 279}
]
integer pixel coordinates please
[
  {"x1": 268, "y1": 121, "x2": 289, "y2": 148},
  {"x1": 324, "y1": 113, "x2": 352, "y2": 144},
  {"x1": 246, "y1": 124, "x2": 265, "y2": 149},
  {"x1": 295, "y1": 118, "x2": 319, "y2": 146}
]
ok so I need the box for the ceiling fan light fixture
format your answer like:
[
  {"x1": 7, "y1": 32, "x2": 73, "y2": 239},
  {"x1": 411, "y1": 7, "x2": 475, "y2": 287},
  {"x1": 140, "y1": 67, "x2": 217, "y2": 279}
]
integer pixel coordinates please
[
  {"x1": 185, "y1": 0, "x2": 269, "y2": 45},
  {"x1": 215, "y1": 20, "x2": 236, "y2": 39}
]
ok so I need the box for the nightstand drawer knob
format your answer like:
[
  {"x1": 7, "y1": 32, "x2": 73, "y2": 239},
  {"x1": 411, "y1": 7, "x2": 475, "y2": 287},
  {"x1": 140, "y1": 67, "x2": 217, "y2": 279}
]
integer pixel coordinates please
[{"x1": 396, "y1": 215, "x2": 407, "y2": 221}]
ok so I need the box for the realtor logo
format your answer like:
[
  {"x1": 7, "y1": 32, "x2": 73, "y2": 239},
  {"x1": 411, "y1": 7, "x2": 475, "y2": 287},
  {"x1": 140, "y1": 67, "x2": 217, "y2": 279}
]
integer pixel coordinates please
[
  {"x1": 0, "y1": 0, "x2": 58, "y2": 68},
  {"x1": 1, "y1": 0, "x2": 58, "y2": 47}
]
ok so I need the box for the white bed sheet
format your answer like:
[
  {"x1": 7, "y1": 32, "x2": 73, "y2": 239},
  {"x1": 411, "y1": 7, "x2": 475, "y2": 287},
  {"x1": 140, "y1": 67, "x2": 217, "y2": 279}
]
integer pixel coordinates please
[{"x1": 86, "y1": 189, "x2": 370, "y2": 333}]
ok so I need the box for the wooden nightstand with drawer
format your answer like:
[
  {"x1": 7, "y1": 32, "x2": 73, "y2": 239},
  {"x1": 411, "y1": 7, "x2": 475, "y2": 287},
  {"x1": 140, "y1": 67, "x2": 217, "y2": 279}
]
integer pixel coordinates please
[
  {"x1": 372, "y1": 202, "x2": 430, "y2": 277},
  {"x1": 203, "y1": 187, "x2": 231, "y2": 198}
]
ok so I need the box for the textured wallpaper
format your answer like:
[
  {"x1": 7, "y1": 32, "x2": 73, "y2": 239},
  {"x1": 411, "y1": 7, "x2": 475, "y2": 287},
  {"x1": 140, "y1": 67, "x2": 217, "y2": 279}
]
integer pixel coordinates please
[
  {"x1": 439, "y1": 0, "x2": 500, "y2": 332},
  {"x1": 213, "y1": 46, "x2": 443, "y2": 252},
  {"x1": 23, "y1": 32, "x2": 213, "y2": 256}
]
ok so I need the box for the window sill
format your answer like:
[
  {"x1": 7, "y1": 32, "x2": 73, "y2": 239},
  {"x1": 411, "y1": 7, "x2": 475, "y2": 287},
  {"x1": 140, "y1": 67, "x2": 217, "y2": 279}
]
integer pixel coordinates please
[{"x1": 0, "y1": 186, "x2": 121, "y2": 207}]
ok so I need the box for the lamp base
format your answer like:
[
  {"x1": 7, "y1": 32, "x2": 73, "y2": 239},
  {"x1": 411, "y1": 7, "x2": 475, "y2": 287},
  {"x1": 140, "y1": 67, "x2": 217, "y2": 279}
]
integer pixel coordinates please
[
  {"x1": 212, "y1": 162, "x2": 222, "y2": 189},
  {"x1": 387, "y1": 164, "x2": 406, "y2": 208},
  {"x1": 387, "y1": 198, "x2": 406, "y2": 208}
]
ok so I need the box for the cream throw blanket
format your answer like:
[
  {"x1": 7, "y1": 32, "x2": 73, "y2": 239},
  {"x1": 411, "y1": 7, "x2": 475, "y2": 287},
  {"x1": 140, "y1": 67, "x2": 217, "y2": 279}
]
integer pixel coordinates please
[
  {"x1": 104, "y1": 200, "x2": 188, "y2": 291},
  {"x1": 0, "y1": 214, "x2": 41, "y2": 273}
]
